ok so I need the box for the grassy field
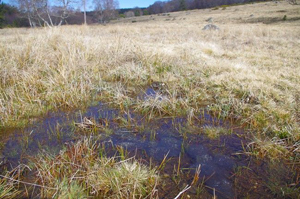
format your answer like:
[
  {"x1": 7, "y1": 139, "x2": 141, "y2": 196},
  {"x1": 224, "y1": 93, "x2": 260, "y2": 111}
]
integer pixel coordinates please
[{"x1": 0, "y1": 1, "x2": 300, "y2": 197}]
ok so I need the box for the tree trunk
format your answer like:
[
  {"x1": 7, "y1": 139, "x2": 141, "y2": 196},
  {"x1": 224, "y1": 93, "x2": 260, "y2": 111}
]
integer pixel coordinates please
[
  {"x1": 46, "y1": 8, "x2": 54, "y2": 26},
  {"x1": 27, "y1": 13, "x2": 33, "y2": 27},
  {"x1": 83, "y1": 0, "x2": 87, "y2": 25}
]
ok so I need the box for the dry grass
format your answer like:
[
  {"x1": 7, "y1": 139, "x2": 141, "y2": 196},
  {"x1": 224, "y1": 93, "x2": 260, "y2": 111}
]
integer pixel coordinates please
[
  {"x1": 0, "y1": 1, "x2": 299, "y2": 158},
  {"x1": 203, "y1": 126, "x2": 232, "y2": 139},
  {"x1": 0, "y1": 178, "x2": 20, "y2": 199},
  {"x1": 30, "y1": 138, "x2": 159, "y2": 198},
  {"x1": 0, "y1": 166, "x2": 24, "y2": 199}
]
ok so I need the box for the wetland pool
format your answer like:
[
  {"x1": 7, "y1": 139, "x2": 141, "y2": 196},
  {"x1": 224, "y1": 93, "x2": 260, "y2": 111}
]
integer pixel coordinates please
[{"x1": 1, "y1": 100, "x2": 251, "y2": 198}]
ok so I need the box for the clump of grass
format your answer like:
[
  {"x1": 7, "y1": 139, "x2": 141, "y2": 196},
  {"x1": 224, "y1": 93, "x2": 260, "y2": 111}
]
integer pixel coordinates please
[
  {"x1": 0, "y1": 166, "x2": 24, "y2": 199},
  {"x1": 203, "y1": 126, "x2": 232, "y2": 139},
  {"x1": 265, "y1": 162, "x2": 300, "y2": 198},
  {"x1": 107, "y1": 62, "x2": 150, "y2": 86},
  {"x1": 134, "y1": 93, "x2": 189, "y2": 120},
  {"x1": 135, "y1": 94, "x2": 171, "y2": 119},
  {"x1": 73, "y1": 116, "x2": 113, "y2": 136},
  {"x1": 31, "y1": 138, "x2": 159, "y2": 198},
  {"x1": 233, "y1": 161, "x2": 300, "y2": 198},
  {"x1": 75, "y1": 117, "x2": 105, "y2": 129},
  {"x1": 283, "y1": 15, "x2": 287, "y2": 21},
  {"x1": 100, "y1": 83, "x2": 134, "y2": 111},
  {"x1": 54, "y1": 179, "x2": 87, "y2": 199},
  {"x1": 246, "y1": 137, "x2": 289, "y2": 160},
  {"x1": 0, "y1": 178, "x2": 20, "y2": 199}
]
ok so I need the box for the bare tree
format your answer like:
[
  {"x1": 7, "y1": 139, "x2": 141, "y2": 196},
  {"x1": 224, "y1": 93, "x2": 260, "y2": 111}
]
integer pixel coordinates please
[
  {"x1": 124, "y1": 10, "x2": 134, "y2": 18},
  {"x1": 15, "y1": 0, "x2": 73, "y2": 27},
  {"x1": 15, "y1": 0, "x2": 35, "y2": 27},
  {"x1": 93, "y1": 0, "x2": 118, "y2": 23},
  {"x1": 103, "y1": 0, "x2": 119, "y2": 21},
  {"x1": 93, "y1": 0, "x2": 103, "y2": 23},
  {"x1": 82, "y1": 0, "x2": 87, "y2": 24},
  {"x1": 53, "y1": 0, "x2": 74, "y2": 25},
  {"x1": 31, "y1": 0, "x2": 53, "y2": 27},
  {"x1": 148, "y1": 1, "x2": 165, "y2": 14}
]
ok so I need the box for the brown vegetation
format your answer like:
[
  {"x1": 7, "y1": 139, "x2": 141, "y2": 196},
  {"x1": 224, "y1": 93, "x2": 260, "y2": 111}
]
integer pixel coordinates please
[{"x1": 0, "y1": 1, "x2": 300, "y2": 197}]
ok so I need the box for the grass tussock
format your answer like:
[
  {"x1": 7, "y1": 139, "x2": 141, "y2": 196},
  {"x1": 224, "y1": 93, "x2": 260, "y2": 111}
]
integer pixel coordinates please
[
  {"x1": 0, "y1": 1, "x2": 299, "y2": 158},
  {"x1": 0, "y1": 166, "x2": 23, "y2": 199},
  {"x1": 245, "y1": 137, "x2": 293, "y2": 160},
  {"x1": 0, "y1": 178, "x2": 20, "y2": 199},
  {"x1": 31, "y1": 138, "x2": 159, "y2": 198},
  {"x1": 203, "y1": 126, "x2": 232, "y2": 139},
  {"x1": 233, "y1": 161, "x2": 300, "y2": 198}
]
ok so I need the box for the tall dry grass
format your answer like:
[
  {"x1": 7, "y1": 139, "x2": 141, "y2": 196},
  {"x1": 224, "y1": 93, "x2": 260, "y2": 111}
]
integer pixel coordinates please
[{"x1": 0, "y1": 1, "x2": 299, "y2": 157}]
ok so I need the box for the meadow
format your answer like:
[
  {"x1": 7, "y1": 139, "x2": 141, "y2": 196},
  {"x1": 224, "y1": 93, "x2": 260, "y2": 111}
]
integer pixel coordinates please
[{"x1": 0, "y1": 1, "x2": 299, "y2": 198}]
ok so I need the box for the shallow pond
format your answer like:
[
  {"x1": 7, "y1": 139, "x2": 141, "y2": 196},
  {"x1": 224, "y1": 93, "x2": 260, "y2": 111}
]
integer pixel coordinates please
[{"x1": 0, "y1": 100, "x2": 250, "y2": 198}]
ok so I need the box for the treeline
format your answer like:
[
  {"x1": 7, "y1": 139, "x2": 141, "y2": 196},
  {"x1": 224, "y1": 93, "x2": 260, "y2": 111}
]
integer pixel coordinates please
[
  {"x1": 119, "y1": 0, "x2": 271, "y2": 18},
  {"x1": 0, "y1": 0, "x2": 271, "y2": 28},
  {"x1": 147, "y1": 0, "x2": 270, "y2": 14},
  {"x1": 0, "y1": 3, "x2": 28, "y2": 28},
  {"x1": 0, "y1": 2, "x2": 91, "y2": 28},
  {"x1": 0, "y1": 0, "x2": 120, "y2": 28}
]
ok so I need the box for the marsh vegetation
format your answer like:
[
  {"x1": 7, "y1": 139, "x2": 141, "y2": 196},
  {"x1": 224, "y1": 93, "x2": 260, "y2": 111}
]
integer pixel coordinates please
[{"x1": 0, "y1": 1, "x2": 300, "y2": 198}]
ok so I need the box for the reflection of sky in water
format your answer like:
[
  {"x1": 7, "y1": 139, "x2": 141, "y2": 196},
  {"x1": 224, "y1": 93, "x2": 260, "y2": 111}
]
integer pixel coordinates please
[{"x1": 2, "y1": 100, "x2": 245, "y2": 199}]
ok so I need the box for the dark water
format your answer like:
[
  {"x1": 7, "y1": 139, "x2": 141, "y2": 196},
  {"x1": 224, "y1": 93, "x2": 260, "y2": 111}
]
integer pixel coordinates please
[{"x1": 0, "y1": 99, "x2": 247, "y2": 198}]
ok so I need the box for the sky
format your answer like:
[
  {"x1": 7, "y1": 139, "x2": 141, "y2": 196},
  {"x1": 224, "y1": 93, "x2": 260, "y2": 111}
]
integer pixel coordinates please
[
  {"x1": 2, "y1": 0, "x2": 160, "y2": 9},
  {"x1": 118, "y1": 0, "x2": 158, "y2": 9}
]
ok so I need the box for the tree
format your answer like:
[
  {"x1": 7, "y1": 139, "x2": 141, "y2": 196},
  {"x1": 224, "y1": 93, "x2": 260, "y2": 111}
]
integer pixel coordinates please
[
  {"x1": 0, "y1": 3, "x2": 5, "y2": 28},
  {"x1": 15, "y1": 0, "x2": 74, "y2": 27},
  {"x1": 179, "y1": 0, "x2": 186, "y2": 11},
  {"x1": 124, "y1": 10, "x2": 134, "y2": 18},
  {"x1": 53, "y1": 0, "x2": 74, "y2": 25},
  {"x1": 16, "y1": 0, "x2": 35, "y2": 27},
  {"x1": 143, "y1": 9, "x2": 149, "y2": 16},
  {"x1": 133, "y1": 7, "x2": 142, "y2": 17},
  {"x1": 93, "y1": 0, "x2": 103, "y2": 23},
  {"x1": 82, "y1": 0, "x2": 87, "y2": 24},
  {"x1": 148, "y1": 1, "x2": 165, "y2": 14},
  {"x1": 31, "y1": 0, "x2": 54, "y2": 26},
  {"x1": 0, "y1": 2, "x2": 20, "y2": 28},
  {"x1": 92, "y1": 0, "x2": 118, "y2": 23},
  {"x1": 102, "y1": 0, "x2": 119, "y2": 21}
]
